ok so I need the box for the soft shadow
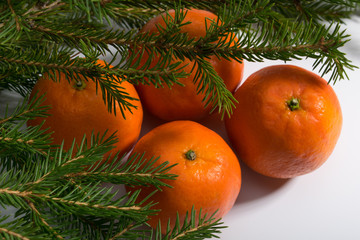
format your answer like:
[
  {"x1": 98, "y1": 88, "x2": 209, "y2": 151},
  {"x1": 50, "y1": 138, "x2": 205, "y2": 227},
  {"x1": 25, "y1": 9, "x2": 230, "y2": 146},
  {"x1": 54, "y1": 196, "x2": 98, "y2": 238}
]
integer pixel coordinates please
[
  {"x1": 198, "y1": 112, "x2": 229, "y2": 141},
  {"x1": 235, "y1": 163, "x2": 291, "y2": 204},
  {"x1": 199, "y1": 113, "x2": 291, "y2": 204},
  {"x1": 138, "y1": 107, "x2": 167, "y2": 138},
  {"x1": 139, "y1": 106, "x2": 229, "y2": 141}
]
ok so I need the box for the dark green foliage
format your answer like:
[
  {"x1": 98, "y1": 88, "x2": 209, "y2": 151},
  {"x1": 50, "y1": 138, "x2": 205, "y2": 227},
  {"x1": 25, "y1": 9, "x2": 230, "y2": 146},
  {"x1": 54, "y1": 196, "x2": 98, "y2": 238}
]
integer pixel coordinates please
[
  {"x1": 1, "y1": 0, "x2": 358, "y2": 116},
  {"x1": 156, "y1": 208, "x2": 226, "y2": 240}
]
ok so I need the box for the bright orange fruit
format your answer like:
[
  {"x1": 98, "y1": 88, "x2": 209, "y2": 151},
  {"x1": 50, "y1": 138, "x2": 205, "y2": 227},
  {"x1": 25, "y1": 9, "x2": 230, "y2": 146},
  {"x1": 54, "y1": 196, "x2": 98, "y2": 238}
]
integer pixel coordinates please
[
  {"x1": 225, "y1": 65, "x2": 342, "y2": 178},
  {"x1": 126, "y1": 120, "x2": 241, "y2": 233},
  {"x1": 133, "y1": 9, "x2": 244, "y2": 121},
  {"x1": 28, "y1": 60, "x2": 143, "y2": 164}
]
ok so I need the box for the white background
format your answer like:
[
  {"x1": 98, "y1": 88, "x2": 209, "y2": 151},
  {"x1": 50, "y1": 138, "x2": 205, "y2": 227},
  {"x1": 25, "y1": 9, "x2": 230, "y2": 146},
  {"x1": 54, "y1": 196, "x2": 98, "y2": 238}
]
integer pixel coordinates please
[
  {"x1": 1, "y1": 16, "x2": 360, "y2": 240},
  {"x1": 217, "y1": 17, "x2": 360, "y2": 239}
]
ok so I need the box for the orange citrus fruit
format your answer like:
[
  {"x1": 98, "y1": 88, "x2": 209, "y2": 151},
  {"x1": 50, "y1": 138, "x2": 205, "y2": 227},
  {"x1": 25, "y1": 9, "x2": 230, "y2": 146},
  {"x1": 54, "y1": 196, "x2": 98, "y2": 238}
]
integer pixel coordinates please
[
  {"x1": 225, "y1": 65, "x2": 343, "y2": 178},
  {"x1": 133, "y1": 9, "x2": 244, "y2": 121},
  {"x1": 126, "y1": 120, "x2": 241, "y2": 232},
  {"x1": 28, "y1": 59, "x2": 143, "y2": 164}
]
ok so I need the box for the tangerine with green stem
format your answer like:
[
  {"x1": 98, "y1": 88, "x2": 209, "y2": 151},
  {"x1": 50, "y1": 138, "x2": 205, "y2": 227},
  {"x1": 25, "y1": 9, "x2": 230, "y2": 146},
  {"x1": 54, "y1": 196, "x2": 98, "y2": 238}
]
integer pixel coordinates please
[
  {"x1": 126, "y1": 120, "x2": 241, "y2": 233},
  {"x1": 225, "y1": 65, "x2": 343, "y2": 178}
]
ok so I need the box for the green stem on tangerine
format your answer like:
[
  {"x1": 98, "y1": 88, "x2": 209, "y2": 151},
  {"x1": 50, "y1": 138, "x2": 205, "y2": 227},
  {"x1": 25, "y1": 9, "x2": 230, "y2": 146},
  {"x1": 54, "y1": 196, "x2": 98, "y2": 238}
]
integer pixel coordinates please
[
  {"x1": 185, "y1": 150, "x2": 196, "y2": 161},
  {"x1": 73, "y1": 80, "x2": 87, "y2": 90},
  {"x1": 286, "y1": 97, "x2": 300, "y2": 111}
]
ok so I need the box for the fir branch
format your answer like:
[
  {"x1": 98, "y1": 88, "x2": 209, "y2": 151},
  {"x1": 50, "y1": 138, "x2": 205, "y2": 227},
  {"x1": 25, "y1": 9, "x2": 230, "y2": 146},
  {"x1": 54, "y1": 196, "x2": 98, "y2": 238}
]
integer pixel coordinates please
[
  {"x1": 104, "y1": 218, "x2": 153, "y2": 240},
  {"x1": 122, "y1": 7, "x2": 355, "y2": 83},
  {"x1": 192, "y1": 57, "x2": 237, "y2": 118},
  {"x1": 99, "y1": 0, "x2": 233, "y2": 14},
  {"x1": 24, "y1": 0, "x2": 65, "y2": 17},
  {"x1": 0, "y1": 127, "x2": 180, "y2": 238},
  {"x1": 93, "y1": 0, "x2": 223, "y2": 22},
  {"x1": 199, "y1": 0, "x2": 273, "y2": 44},
  {"x1": 109, "y1": 223, "x2": 135, "y2": 240},
  {"x1": 22, "y1": 132, "x2": 117, "y2": 189},
  {"x1": 0, "y1": 51, "x2": 90, "y2": 73},
  {"x1": 0, "y1": 122, "x2": 52, "y2": 158},
  {"x1": 21, "y1": 1, "x2": 268, "y2": 55},
  {"x1": 155, "y1": 208, "x2": 225, "y2": 240},
  {"x1": 1, "y1": 121, "x2": 51, "y2": 159},
  {"x1": 5, "y1": 1, "x2": 352, "y2": 118},
  {"x1": 6, "y1": 0, "x2": 20, "y2": 31},
  {"x1": 0, "y1": 227, "x2": 30, "y2": 240},
  {"x1": 0, "y1": 187, "x2": 31, "y2": 210},
  {"x1": 0, "y1": 188, "x2": 31, "y2": 198},
  {"x1": 0, "y1": 44, "x2": 188, "y2": 116},
  {"x1": 0, "y1": 185, "x2": 153, "y2": 221},
  {"x1": 0, "y1": 93, "x2": 49, "y2": 125},
  {"x1": 44, "y1": 194, "x2": 141, "y2": 213},
  {"x1": 44, "y1": 211, "x2": 150, "y2": 240},
  {"x1": 29, "y1": 154, "x2": 86, "y2": 186},
  {"x1": 108, "y1": 7, "x2": 161, "y2": 28},
  {"x1": 235, "y1": 20, "x2": 357, "y2": 82},
  {"x1": 0, "y1": 137, "x2": 34, "y2": 145},
  {"x1": 26, "y1": 200, "x2": 64, "y2": 240},
  {"x1": 0, "y1": 94, "x2": 50, "y2": 169},
  {"x1": 56, "y1": 213, "x2": 112, "y2": 239},
  {"x1": 0, "y1": 72, "x2": 39, "y2": 97},
  {"x1": 67, "y1": 152, "x2": 178, "y2": 188},
  {"x1": 270, "y1": 0, "x2": 360, "y2": 23},
  {"x1": 24, "y1": 1, "x2": 352, "y2": 119}
]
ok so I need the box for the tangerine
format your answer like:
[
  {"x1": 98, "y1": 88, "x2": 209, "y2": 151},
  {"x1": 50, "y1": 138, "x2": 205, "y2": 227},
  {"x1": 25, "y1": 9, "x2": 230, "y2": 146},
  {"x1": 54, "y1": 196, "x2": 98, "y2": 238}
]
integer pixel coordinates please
[
  {"x1": 133, "y1": 9, "x2": 244, "y2": 121},
  {"x1": 126, "y1": 120, "x2": 241, "y2": 232},
  {"x1": 27, "y1": 60, "x2": 143, "y2": 164},
  {"x1": 225, "y1": 65, "x2": 343, "y2": 178}
]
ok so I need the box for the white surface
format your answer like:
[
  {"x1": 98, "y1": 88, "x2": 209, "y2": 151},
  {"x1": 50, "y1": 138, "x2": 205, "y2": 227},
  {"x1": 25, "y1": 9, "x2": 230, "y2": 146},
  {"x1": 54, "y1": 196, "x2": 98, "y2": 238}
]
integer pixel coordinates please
[
  {"x1": 217, "y1": 17, "x2": 360, "y2": 239},
  {"x1": 1, "y1": 16, "x2": 360, "y2": 240}
]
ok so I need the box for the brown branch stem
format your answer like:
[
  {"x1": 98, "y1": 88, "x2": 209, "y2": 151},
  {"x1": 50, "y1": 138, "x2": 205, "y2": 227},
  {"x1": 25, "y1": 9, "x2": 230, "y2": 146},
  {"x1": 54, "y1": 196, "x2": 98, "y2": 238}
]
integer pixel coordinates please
[
  {"x1": 66, "y1": 171, "x2": 162, "y2": 178},
  {"x1": 7, "y1": 0, "x2": 20, "y2": 31},
  {"x1": 23, "y1": 0, "x2": 65, "y2": 18},
  {"x1": 0, "y1": 227, "x2": 30, "y2": 240},
  {"x1": 0, "y1": 55, "x2": 90, "y2": 72},
  {"x1": 0, "y1": 54, "x2": 174, "y2": 78},
  {"x1": 29, "y1": 155, "x2": 85, "y2": 186},
  {"x1": 0, "y1": 187, "x2": 141, "y2": 211},
  {"x1": 46, "y1": 197, "x2": 141, "y2": 211},
  {"x1": 0, "y1": 137, "x2": 34, "y2": 144},
  {"x1": 172, "y1": 222, "x2": 210, "y2": 240},
  {"x1": 109, "y1": 223, "x2": 135, "y2": 240},
  {"x1": 26, "y1": 200, "x2": 64, "y2": 240}
]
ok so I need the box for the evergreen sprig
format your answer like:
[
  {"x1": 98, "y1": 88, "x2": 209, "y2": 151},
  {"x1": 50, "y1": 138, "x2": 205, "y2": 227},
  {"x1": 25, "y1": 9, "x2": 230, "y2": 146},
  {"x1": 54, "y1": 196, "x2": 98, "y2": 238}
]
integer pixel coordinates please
[
  {"x1": 1, "y1": 0, "x2": 357, "y2": 116},
  {"x1": 0, "y1": 215, "x2": 47, "y2": 240},
  {"x1": 1, "y1": 0, "x2": 359, "y2": 239},
  {"x1": 0, "y1": 95, "x2": 51, "y2": 168},
  {"x1": 66, "y1": 152, "x2": 178, "y2": 188},
  {"x1": 156, "y1": 208, "x2": 225, "y2": 240},
  {"x1": 270, "y1": 0, "x2": 360, "y2": 23},
  {"x1": 0, "y1": 110, "x2": 167, "y2": 239},
  {"x1": 0, "y1": 93, "x2": 49, "y2": 125},
  {"x1": 0, "y1": 96, "x2": 223, "y2": 239}
]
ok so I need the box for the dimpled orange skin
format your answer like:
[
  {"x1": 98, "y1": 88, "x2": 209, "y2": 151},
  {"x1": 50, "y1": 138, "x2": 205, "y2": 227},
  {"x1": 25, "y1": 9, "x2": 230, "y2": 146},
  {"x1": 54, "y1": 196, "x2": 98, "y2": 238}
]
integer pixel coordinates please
[
  {"x1": 126, "y1": 120, "x2": 241, "y2": 233},
  {"x1": 27, "y1": 60, "x2": 143, "y2": 162},
  {"x1": 135, "y1": 9, "x2": 244, "y2": 121},
  {"x1": 225, "y1": 65, "x2": 343, "y2": 179}
]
